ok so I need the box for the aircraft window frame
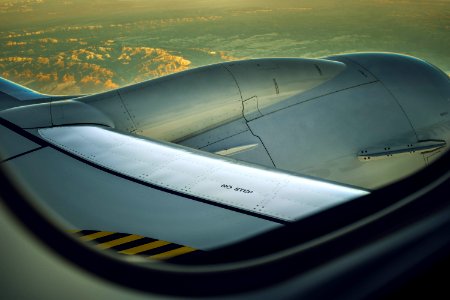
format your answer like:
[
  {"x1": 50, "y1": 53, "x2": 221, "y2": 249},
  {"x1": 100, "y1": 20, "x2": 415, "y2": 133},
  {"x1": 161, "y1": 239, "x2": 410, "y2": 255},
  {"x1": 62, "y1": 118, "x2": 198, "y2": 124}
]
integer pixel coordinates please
[{"x1": 1, "y1": 116, "x2": 449, "y2": 296}]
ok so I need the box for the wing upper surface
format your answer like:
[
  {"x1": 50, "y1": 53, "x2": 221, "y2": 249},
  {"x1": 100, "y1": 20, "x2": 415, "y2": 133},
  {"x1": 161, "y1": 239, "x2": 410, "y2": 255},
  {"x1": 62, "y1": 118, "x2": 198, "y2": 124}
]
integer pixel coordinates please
[{"x1": 38, "y1": 125, "x2": 368, "y2": 222}]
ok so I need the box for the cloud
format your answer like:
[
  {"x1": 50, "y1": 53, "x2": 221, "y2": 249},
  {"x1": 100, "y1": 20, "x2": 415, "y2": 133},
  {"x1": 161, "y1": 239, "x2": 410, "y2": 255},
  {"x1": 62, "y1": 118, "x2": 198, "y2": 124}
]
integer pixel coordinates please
[
  {"x1": 6, "y1": 41, "x2": 27, "y2": 46},
  {"x1": 54, "y1": 55, "x2": 65, "y2": 67},
  {"x1": 70, "y1": 54, "x2": 80, "y2": 61},
  {"x1": 62, "y1": 74, "x2": 76, "y2": 83},
  {"x1": 70, "y1": 49, "x2": 104, "y2": 61},
  {"x1": 66, "y1": 25, "x2": 103, "y2": 31},
  {"x1": 217, "y1": 51, "x2": 241, "y2": 61},
  {"x1": 98, "y1": 47, "x2": 112, "y2": 53},
  {"x1": 80, "y1": 75, "x2": 101, "y2": 85},
  {"x1": 37, "y1": 56, "x2": 50, "y2": 64},
  {"x1": 5, "y1": 30, "x2": 45, "y2": 39},
  {"x1": 39, "y1": 38, "x2": 58, "y2": 44},
  {"x1": 104, "y1": 79, "x2": 119, "y2": 89},
  {"x1": 1, "y1": 41, "x2": 192, "y2": 94},
  {"x1": 0, "y1": 57, "x2": 33, "y2": 63},
  {"x1": 3, "y1": 69, "x2": 34, "y2": 80},
  {"x1": 116, "y1": 46, "x2": 191, "y2": 77},
  {"x1": 118, "y1": 53, "x2": 131, "y2": 62},
  {"x1": 36, "y1": 72, "x2": 52, "y2": 82}
]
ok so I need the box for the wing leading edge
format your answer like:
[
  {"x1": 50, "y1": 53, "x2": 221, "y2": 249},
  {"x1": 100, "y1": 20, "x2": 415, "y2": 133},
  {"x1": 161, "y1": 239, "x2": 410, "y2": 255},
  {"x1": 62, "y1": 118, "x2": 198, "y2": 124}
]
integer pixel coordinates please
[{"x1": 38, "y1": 125, "x2": 368, "y2": 222}]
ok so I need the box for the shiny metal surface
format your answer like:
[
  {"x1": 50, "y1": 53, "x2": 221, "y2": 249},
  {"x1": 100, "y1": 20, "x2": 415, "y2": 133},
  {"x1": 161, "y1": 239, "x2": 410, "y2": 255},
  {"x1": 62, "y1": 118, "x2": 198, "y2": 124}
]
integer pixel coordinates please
[{"x1": 38, "y1": 125, "x2": 367, "y2": 222}]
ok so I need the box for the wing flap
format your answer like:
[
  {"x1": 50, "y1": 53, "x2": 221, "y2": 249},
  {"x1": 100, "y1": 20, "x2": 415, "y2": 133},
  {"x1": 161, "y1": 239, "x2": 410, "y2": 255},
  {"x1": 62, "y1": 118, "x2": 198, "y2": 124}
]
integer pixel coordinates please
[{"x1": 38, "y1": 126, "x2": 368, "y2": 222}]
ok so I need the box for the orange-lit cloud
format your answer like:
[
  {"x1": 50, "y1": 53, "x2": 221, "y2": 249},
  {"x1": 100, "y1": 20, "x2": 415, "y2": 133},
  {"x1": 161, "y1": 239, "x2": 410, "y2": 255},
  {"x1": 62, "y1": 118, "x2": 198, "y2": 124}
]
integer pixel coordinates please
[
  {"x1": 80, "y1": 75, "x2": 101, "y2": 85},
  {"x1": 54, "y1": 54, "x2": 65, "y2": 67},
  {"x1": 66, "y1": 25, "x2": 103, "y2": 31},
  {"x1": 118, "y1": 53, "x2": 131, "y2": 61},
  {"x1": 39, "y1": 38, "x2": 58, "y2": 44},
  {"x1": 6, "y1": 41, "x2": 27, "y2": 46},
  {"x1": 218, "y1": 51, "x2": 241, "y2": 61},
  {"x1": 0, "y1": 57, "x2": 33, "y2": 63},
  {"x1": 104, "y1": 79, "x2": 119, "y2": 89},
  {"x1": 62, "y1": 74, "x2": 76, "y2": 83},
  {"x1": 70, "y1": 54, "x2": 80, "y2": 61},
  {"x1": 6, "y1": 69, "x2": 35, "y2": 80},
  {"x1": 36, "y1": 72, "x2": 52, "y2": 81},
  {"x1": 37, "y1": 56, "x2": 50, "y2": 64},
  {"x1": 1, "y1": 39, "x2": 194, "y2": 94},
  {"x1": 70, "y1": 49, "x2": 104, "y2": 61},
  {"x1": 98, "y1": 47, "x2": 112, "y2": 53},
  {"x1": 6, "y1": 30, "x2": 44, "y2": 38},
  {"x1": 80, "y1": 63, "x2": 114, "y2": 76}
]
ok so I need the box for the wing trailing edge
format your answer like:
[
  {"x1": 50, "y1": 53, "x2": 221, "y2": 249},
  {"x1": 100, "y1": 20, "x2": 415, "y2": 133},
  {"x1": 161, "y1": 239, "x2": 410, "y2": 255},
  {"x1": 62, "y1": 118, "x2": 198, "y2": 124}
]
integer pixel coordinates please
[{"x1": 38, "y1": 125, "x2": 368, "y2": 222}]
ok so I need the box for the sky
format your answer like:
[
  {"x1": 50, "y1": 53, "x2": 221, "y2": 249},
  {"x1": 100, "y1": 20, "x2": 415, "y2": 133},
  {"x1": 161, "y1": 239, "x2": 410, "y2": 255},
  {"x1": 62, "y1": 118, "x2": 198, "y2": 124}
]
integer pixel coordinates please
[{"x1": 0, "y1": 0, "x2": 449, "y2": 94}]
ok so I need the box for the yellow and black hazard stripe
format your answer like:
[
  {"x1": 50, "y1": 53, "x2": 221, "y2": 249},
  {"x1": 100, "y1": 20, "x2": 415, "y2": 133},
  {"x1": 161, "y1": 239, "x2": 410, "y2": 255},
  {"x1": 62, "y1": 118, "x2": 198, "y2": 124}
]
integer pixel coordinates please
[{"x1": 69, "y1": 230, "x2": 199, "y2": 261}]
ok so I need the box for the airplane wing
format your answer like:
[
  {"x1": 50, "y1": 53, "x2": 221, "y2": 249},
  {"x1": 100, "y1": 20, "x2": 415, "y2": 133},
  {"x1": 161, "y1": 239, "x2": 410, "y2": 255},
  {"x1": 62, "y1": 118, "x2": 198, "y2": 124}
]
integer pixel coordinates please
[
  {"x1": 0, "y1": 118, "x2": 367, "y2": 250},
  {"x1": 38, "y1": 125, "x2": 367, "y2": 222}
]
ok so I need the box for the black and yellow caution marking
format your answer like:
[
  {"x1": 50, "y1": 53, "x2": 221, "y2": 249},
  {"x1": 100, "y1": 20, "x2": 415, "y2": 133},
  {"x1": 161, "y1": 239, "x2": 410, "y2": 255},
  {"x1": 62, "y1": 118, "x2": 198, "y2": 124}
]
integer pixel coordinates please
[{"x1": 69, "y1": 230, "x2": 199, "y2": 261}]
